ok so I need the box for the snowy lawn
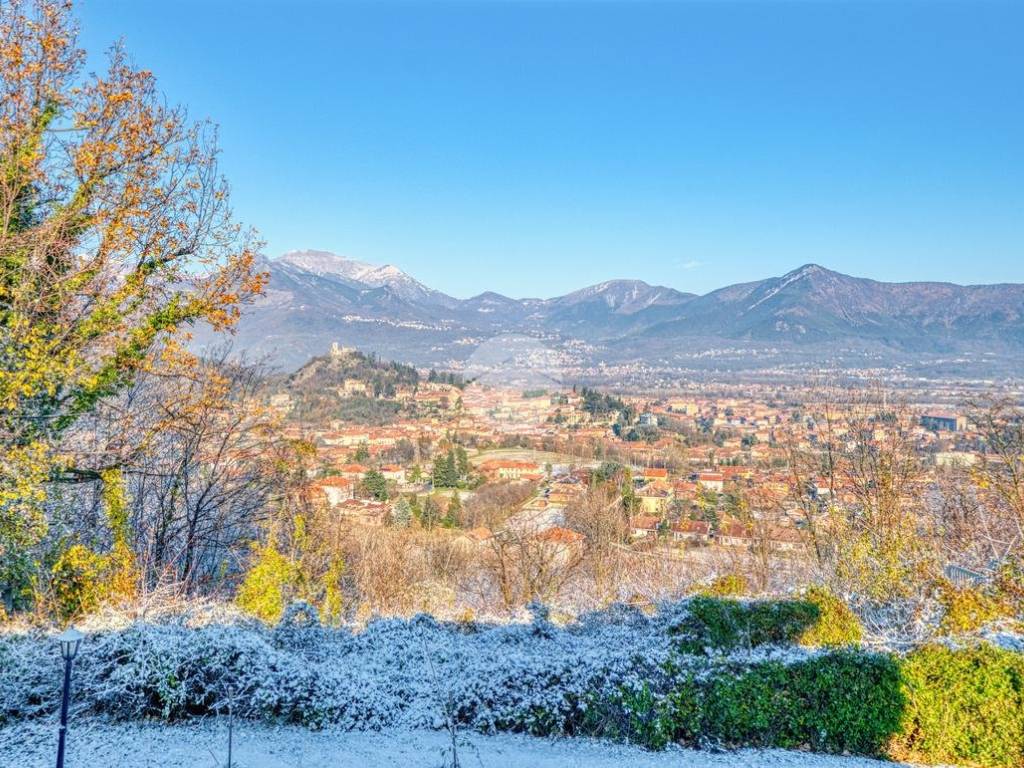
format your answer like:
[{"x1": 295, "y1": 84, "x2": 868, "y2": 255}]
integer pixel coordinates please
[{"x1": 0, "y1": 720, "x2": 913, "y2": 768}]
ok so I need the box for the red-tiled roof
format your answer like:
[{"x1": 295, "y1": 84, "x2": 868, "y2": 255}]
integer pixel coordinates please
[
  {"x1": 631, "y1": 515, "x2": 661, "y2": 530},
  {"x1": 535, "y1": 526, "x2": 585, "y2": 544}
]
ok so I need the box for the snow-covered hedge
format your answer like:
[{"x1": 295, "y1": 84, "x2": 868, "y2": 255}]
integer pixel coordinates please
[
  {"x1": 3, "y1": 597, "x2": 1020, "y2": 766},
  {"x1": 0, "y1": 599, "x2": 813, "y2": 730}
]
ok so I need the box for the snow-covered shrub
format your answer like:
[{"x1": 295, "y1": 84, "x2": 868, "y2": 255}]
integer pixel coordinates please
[
  {"x1": 0, "y1": 597, "x2": 821, "y2": 731},
  {"x1": 0, "y1": 627, "x2": 66, "y2": 723},
  {"x1": 854, "y1": 594, "x2": 945, "y2": 649},
  {"x1": 0, "y1": 599, "x2": 703, "y2": 731},
  {"x1": 3, "y1": 596, "x2": 1018, "y2": 764},
  {"x1": 526, "y1": 601, "x2": 553, "y2": 639},
  {"x1": 581, "y1": 673, "x2": 682, "y2": 750},
  {"x1": 272, "y1": 600, "x2": 329, "y2": 654}
]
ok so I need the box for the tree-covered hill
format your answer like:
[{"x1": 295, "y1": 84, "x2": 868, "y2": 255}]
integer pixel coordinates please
[{"x1": 270, "y1": 347, "x2": 420, "y2": 424}]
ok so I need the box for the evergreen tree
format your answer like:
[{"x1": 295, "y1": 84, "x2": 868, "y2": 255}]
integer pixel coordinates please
[
  {"x1": 443, "y1": 493, "x2": 462, "y2": 528},
  {"x1": 392, "y1": 496, "x2": 412, "y2": 527},
  {"x1": 456, "y1": 445, "x2": 470, "y2": 479},
  {"x1": 421, "y1": 496, "x2": 441, "y2": 530},
  {"x1": 431, "y1": 454, "x2": 449, "y2": 487},
  {"x1": 432, "y1": 449, "x2": 460, "y2": 488},
  {"x1": 361, "y1": 469, "x2": 389, "y2": 501}
]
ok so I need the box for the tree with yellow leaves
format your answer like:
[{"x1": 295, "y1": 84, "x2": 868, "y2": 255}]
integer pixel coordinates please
[
  {"x1": 236, "y1": 513, "x2": 347, "y2": 626},
  {"x1": 0, "y1": 0, "x2": 264, "y2": 611}
]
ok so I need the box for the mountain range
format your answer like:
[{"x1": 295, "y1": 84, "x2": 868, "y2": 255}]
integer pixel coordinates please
[{"x1": 205, "y1": 250, "x2": 1024, "y2": 376}]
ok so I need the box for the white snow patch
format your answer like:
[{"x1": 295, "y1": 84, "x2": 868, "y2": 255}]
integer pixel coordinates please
[
  {"x1": 0, "y1": 721, "x2": 911, "y2": 768},
  {"x1": 747, "y1": 266, "x2": 823, "y2": 311}
]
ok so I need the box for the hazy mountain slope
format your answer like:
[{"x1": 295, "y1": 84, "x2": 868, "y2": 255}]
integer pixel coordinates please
[
  {"x1": 646, "y1": 264, "x2": 1024, "y2": 350},
  {"x1": 531, "y1": 280, "x2": 695, "y2": 338},
  {"x1": 277, "y1": 250, "x2": 461, "y2": 309},
  {"x1": 198, "y1": 252, "x2": 1024, "y2": 370}
]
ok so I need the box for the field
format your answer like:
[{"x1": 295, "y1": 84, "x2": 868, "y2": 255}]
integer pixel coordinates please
[{"x1": 468, "y1": 448, "x2": 596, "y2": 467}]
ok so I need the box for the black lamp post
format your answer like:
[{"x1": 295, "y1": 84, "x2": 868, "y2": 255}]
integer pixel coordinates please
[{"x1": 55, "y1": 627, "x2": 83, "y2": 768}]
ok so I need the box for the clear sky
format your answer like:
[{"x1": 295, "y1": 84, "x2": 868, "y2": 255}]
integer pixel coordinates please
[{"x1": 76, "y1": 0, "x2": 1022, "y2": 299}]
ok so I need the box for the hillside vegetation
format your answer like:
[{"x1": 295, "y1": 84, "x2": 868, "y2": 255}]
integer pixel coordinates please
[{"x1": 273, "y1": 348, "x2": 420, "y2": 424}]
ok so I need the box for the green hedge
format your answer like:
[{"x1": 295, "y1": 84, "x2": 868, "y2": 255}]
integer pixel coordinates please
[
  {"x1": 672, "y1": 591, "x2": 861, "y2": 654},
  {"x1": 576, "y1": 612, "x2": 1023, "y2": 767},
  {"x1": 699, "y1": 652, "x2": 903, "y2": 754},
  {"x1": 894, "y1": 643, "x2": 1024, "y2": 768},
  {"x1": 528, "y1": 596, "x2": 1021, "y2": 766},
  {"x1": 673, "y1": 596, "x2": 818, "y2": 653},
  {"x1": 585, "y1": 652, "x2": 903, "y2": 755}
]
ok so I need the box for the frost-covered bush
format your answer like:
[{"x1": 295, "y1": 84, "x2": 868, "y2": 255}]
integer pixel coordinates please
[
  {"x1": 1, "y1": 597, "x2": 818, "y2": 732},
  {"x1": 0, "y1": 599, "x2": 708, "y2": 730},
  {"x1": 2, "y1": 597, "x2": 1018, "y2": 765}
]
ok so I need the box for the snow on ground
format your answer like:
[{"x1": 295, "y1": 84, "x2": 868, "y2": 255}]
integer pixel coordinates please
[{"x1": 1, "y1": 720, "x2": 910, "y2": 768}]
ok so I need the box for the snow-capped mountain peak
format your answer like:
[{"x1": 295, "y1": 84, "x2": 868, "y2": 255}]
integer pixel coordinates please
[
  {"x1": 555, "y1": 279, "x2": 692, "y2": 314},
  {"x1": 275, "y1": 250, "x2": 457, "y2": 307},
  {"x1": 276, "y1": 250, "x2": 378, "y2": 280},
  {"x1": 746, "y1": 264, "x2": 835, "y2": 311}
]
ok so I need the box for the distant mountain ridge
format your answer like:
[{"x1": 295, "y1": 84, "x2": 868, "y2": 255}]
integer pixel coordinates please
[
  {"x1": 209, "y1": 250, "x2": 1024, "y2": 373},
  {"x1": 275, "y1": 250, "x2": 460, "y2": 308}
]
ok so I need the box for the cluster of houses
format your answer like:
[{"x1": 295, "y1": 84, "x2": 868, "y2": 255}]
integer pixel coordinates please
[
  {"x1": 625, "y1": 465, "x2": 805, "y2": 552},
  {"x1": 280, "y1": 376, "x2": 985, "y2": 559}
]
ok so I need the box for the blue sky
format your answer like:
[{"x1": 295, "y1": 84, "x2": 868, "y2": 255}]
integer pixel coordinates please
[{"x1": 77, "y1": 0, "x2": 1022, "y2": 299}]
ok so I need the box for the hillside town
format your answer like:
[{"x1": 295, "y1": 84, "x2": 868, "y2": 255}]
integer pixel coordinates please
[{"x1": 269, "y1": 345, "x2": 1001, "y2": 592}]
